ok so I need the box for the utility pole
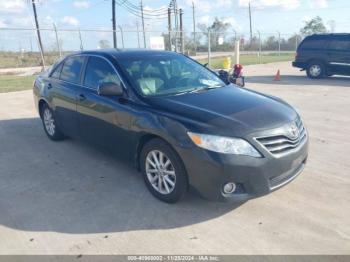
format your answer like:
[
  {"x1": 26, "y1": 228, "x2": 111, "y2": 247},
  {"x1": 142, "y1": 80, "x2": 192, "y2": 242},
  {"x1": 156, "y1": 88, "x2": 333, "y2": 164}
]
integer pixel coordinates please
[
  {"x1": 173, "y1": 0, "x2": 178, "y2": 52},
  {"x1": 140, "y1": 0, "x2": 146, "y2": 48},
  {"x1": 168, "y1": 7, "x2": 172, "y2": 51},
  {"x1": 248, "y1": 1, "x2": 253, "y2": 46},
  {"x1": 179, "y1": 9, "x2": 184, "y2": 53},
  {"x1": 136, "y1": 22, "x2": 141, "y2": 48},
  {"x1": 192, "y1": 1, "x2": 196, "y2": 54},
  {"x1": 30, "y1": 0, "x2": 45, "y2": 68},
  {"x1": 112, "y1": 0, "x2": 117, "y2": 48}
]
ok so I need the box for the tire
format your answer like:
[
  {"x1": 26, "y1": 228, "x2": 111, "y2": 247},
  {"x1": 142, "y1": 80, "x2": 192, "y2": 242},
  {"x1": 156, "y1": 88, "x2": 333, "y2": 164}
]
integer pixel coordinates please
[
  {"x1": 41, "y1": 103, "x2": 65, "y2": 141},
  {"x1": 306, "y1": 61, "x2": 325, "y2": 79},
  {"x1": 140, "y1": 138, "x2": 188, "y2": 203}
]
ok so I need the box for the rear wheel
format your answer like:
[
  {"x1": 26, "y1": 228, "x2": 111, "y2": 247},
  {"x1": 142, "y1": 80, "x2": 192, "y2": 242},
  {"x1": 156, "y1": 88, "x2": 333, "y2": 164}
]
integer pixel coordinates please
[
  {"x1": 306, "y1": 61, "x2": 325, "y2": 79},
  {"x1": 140, "y1": 138, "x2": 188, "y2": 203},
  {"x1": 41, "y1": 104, "x2": 65, "y2": 141}
]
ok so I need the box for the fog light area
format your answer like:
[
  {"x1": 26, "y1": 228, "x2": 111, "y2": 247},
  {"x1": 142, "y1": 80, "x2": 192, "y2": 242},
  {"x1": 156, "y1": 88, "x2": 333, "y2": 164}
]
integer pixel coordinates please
[{"x1": 223, "y1": 182, "x2": 237, "y2": 194}]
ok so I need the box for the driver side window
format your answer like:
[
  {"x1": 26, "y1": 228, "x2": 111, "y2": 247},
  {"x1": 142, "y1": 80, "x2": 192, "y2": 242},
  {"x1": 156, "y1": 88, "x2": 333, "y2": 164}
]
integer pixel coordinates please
[{"x1": 84, "y1": 56, "x2": 121, "y2": 90}]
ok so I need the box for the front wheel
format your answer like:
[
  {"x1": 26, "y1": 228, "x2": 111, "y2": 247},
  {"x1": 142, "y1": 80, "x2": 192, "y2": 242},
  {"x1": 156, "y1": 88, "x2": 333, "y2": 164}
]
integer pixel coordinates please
[
  {"x1": 140, "y1": 139, "x2": 188, "y2": 203},
  {"x1": 306, "y1": 61, "x2": 325, "y2": 79},
  {"x1": 41, "y1": 104, "x2": 65, "y2": 141}
]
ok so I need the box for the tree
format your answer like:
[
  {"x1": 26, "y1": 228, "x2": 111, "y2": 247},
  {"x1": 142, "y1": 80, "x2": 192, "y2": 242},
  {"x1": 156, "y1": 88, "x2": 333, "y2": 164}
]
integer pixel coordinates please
[
  {"x1": 197, "y1": 18, "x2": 231, "y2": 51},
  {"x1": 300, "y1": 16, "x2": 327, "y2": 36},
  {"x1": 98, "y1": 40, "x2": 111, "y2": 49},
  {"x1": 264, "y1": 36, "x2": 278, "y2": 50}
]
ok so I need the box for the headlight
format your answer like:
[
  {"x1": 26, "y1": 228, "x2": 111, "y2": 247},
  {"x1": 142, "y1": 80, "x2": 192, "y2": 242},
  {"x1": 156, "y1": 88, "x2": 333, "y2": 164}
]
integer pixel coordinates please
[{"x1": 187, "y1": 132, "x2": 261, "y2": 157}]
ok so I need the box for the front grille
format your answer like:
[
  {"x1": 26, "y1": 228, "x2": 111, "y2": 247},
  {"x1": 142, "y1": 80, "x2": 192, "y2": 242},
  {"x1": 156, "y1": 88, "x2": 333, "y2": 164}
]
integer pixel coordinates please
[
  {"x1": 269, "y1": 161, "x2": 305, "y2": 189},
  {"x1": 256, "y1": 118, "x2": 307, "y2": 156}
]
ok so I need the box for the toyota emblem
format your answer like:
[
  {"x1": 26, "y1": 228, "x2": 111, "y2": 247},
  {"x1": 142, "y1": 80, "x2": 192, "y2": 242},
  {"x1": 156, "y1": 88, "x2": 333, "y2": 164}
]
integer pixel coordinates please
[{"x1": 288, "y1": 123, "x2": 299, "y2": 139}]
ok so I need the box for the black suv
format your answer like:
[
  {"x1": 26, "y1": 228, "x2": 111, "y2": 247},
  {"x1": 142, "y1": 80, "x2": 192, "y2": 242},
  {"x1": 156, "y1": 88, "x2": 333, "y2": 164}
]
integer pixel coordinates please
[{"x1": 293, "y1": 33, "x2": 350, "y2": 78}]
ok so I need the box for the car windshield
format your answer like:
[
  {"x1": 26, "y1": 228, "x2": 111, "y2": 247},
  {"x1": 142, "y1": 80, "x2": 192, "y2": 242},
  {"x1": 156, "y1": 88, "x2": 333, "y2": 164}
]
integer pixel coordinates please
[{"x1": 118, "y1": 54, "x2": 225, "y2": 97}]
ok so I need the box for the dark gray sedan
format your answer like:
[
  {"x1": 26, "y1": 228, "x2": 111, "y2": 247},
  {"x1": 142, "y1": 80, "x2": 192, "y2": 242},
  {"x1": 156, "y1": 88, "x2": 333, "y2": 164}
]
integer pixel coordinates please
[{"x1": 33, "y1": 49, "x2": 308, "y2": 203}]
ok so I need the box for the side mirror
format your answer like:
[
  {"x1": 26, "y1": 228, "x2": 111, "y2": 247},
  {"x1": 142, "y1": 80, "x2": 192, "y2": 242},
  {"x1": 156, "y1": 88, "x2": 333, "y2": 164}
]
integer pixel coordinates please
[
  {"x1": 98, "y1": 82, "x2": 123, "y2": 96},
  {"x1": 203, "y1": 63, "x2": 208, "y2": 67}
]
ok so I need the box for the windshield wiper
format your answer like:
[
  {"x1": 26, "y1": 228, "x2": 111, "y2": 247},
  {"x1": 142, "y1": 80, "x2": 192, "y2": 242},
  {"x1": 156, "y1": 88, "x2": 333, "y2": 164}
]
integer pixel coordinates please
[
  {"x1": 189, "y1": 85, "x2": 224, "y2": 93},
  {"x1": 174, "y1": 85, "x2": 224, "y2": 96}
]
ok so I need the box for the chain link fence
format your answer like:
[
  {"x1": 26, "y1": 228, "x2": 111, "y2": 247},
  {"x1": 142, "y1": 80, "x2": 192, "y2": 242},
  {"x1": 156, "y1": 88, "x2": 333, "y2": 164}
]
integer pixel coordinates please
[{"x1": 0, "y1": 27, "x2": 302, "y2": 70}]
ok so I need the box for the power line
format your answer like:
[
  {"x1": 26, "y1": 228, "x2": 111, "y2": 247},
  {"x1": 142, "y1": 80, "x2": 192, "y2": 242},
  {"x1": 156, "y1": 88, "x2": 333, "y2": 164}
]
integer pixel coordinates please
[
  {"x1": 116, "y1": 2, "x2": 169, "y2": 20},
  {"x1": 116, "y1": 0, "x2": 169, "y2": 18}
]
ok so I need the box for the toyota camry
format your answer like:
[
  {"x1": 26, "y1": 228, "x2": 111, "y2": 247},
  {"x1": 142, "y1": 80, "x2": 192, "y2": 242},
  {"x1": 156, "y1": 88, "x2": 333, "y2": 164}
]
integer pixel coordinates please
[{"x1": 33, "y1": 49, "x2": 308, "y2": 203}]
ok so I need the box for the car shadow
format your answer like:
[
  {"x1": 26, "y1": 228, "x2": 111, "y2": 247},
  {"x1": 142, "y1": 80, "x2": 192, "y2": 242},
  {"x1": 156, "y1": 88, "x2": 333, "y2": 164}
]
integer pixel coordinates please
[
  {"x1": 245, "y1": 74, "x2": 350, "y2": 87},
  {"x1": 0, "y1": 117, "x2": 242, "y2": 234}
]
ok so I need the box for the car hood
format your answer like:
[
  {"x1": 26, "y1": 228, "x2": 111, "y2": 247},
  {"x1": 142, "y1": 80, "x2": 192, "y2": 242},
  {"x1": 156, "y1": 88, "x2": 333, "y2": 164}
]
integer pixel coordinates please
[{"x1": 146, "y1": 85, "x2": 298, "y2": 137}]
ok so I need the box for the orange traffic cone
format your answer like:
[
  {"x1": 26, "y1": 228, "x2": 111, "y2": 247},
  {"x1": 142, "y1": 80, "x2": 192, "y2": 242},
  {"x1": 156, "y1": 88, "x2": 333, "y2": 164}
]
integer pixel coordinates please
[{"x1": 274, "y1": 70, "x2": 281, "y2": 81}]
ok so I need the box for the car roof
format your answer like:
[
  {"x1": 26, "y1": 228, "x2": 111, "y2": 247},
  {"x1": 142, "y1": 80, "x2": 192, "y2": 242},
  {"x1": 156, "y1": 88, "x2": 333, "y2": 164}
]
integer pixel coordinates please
[
  {"x1": 68, "y1": 49, "x2": 179, "y2": 60},
  {"x1": 305, "y1": 33, "x2": 350, "y2": 40}
]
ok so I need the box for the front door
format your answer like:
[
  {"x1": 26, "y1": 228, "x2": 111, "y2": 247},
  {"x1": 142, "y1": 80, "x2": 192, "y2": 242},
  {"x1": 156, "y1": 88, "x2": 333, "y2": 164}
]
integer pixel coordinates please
[{"x1": 77, "y1": 56, "x2": 132, "y2": 160}]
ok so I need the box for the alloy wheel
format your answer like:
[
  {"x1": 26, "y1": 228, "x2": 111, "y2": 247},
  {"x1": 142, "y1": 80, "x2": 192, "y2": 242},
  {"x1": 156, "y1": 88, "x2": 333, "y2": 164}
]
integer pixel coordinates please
[
  {"x1": 145, "y1": 150, "x2": 176, "y2": 195},
  {"x1": 43, "y1": 108, "x2": 55, "y2": 136}
]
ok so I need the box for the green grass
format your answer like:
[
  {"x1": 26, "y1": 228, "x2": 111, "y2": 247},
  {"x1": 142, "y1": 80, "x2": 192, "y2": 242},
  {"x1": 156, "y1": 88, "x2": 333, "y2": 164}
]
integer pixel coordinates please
[
  {"x1": 0, "y1": 52, "x2": 64, "y2": 69},
  {"x1": 0, "y1": 53, "x2": 293, "y2": 94},
  {"x1": 0, "y1": 75, "x2": 36, "y2": 93},
  {"x1": 197, "y1": 53, "x2": 294, "y2": 69}
]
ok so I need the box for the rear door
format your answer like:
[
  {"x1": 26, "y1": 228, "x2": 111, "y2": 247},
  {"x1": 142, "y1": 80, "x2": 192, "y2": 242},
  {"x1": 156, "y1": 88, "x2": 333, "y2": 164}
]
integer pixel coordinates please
[
  {"x1": 298, "y1": 35, "x2": 328, "y2": 64},
  {"x1": 327, "y1": 35, "x2": 350, "y2": 75},
  {"x1": 77, "y1": 55, "x2": 132, "y2": 159},
  {"x1": 50, "y1": 55, "x2": 85, "y2": 137}
]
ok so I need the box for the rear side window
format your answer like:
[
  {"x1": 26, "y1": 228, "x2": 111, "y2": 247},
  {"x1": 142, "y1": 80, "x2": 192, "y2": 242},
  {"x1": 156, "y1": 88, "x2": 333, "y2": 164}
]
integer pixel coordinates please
[
  {"x1": 60, "y1": 56, "x2": 85, "y2": 84},
  {"x1": 299, "y1": 37, "x2": 326, "y2": 50},
  {"x1": 328, "y1": 38, "x2": 350, "y2": 51},
  {"x1": 51, "y1": 63, "x2": 63, "y2": 79},
  {"x1": 83, "y1": 56, "x2": 122, "y2": 90}
]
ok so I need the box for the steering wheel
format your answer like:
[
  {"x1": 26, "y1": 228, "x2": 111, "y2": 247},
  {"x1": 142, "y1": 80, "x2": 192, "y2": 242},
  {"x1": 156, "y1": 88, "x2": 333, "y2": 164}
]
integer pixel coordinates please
[{"x1": 173, "y1": 76, "x2": 193, "y2": 87}]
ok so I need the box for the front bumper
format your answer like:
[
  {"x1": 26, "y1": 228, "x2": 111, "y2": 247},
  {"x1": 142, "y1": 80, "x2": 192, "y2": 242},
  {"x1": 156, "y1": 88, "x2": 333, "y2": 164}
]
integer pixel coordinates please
[
  {"x1": 176, "y1": 132, "x2": 309, "y2": 202},
  {"x1": 292, "y1": 61, "x2": 306, "y2": 69}
]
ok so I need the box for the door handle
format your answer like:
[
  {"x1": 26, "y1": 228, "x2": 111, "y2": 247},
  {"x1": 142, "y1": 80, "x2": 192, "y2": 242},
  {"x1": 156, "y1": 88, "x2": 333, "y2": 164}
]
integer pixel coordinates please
[
  {"x1": 78, "y1": 94, "x2": 86, "y2": 101},
  {"x1": 47, "y1": 83, "x2": 53, "y2": 89}
]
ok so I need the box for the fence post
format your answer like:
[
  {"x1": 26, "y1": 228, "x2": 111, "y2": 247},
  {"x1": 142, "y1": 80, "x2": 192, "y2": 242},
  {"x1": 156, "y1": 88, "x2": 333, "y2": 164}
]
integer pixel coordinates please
[
  {"x1": 257, "y1": 30, "x2": 261, "y2": 63},
  {"x1": 207, "y1": 29, "x2": 211, "y2": 68},
  {"x1": 118, "y1": 26, "x2": 124, "y2": 48},
  {"x1": 234, "y1": 40, "x2": 240, "y2": 65},
  {"x1": 277, "y1": 31, "x2": 281, "y2": 56},
  {"x1": 53, "y1": 23, "x2": 62, "y2": 58},
  {"x1": 78, "y1": 29, "x2": 83, "y2": 50}
]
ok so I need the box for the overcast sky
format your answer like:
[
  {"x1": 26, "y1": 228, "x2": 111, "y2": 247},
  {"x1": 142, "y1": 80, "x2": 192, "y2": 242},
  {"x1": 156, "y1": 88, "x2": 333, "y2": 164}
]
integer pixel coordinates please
[{"x1": 0, "y1": 0, "x2": 349, "y2": 50}]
